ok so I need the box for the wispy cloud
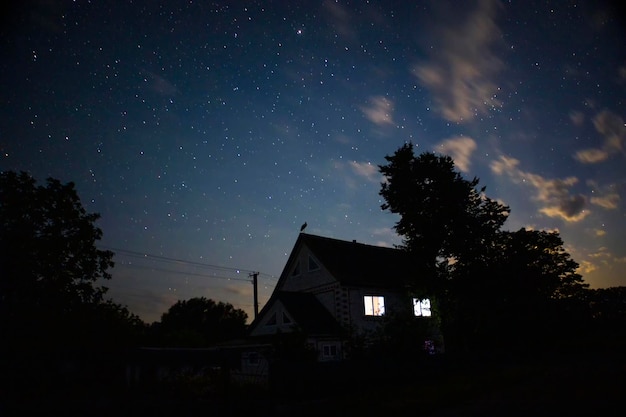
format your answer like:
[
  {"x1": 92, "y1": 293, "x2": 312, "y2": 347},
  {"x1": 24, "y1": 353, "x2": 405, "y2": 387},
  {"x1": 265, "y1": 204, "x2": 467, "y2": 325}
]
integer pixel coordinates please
[
  {"x1": 143, "y1": 70, "x2": 179, "y2": 96},
  {"x1": 370, "y1": 227, "x2": 400, "y2": 248},
  {"x1": 577, "y1": 260, "x2": 597, "y2": 275},
  {"x1": 349, "y1": 161, "x2": 381, "y2": 183},
  {"x1": 490, "y1": 156, "x2": 590, "y2": 222},
  {"x1": 323, "y1": 0, "x2": 358, "y2": 42},
  {"x1": 412, "y1": 0, "x2": 503, "y2": 123},
  {"x1": 590, "y1": 193, "x2": 620, "y2": 209},
  {"x1": 574, "y1": 148, "x2": 609, "y2": 164},
  {"x1": 360, "y1": 96, "x2": 394, "y2": 126},
  {"x1": 586, "y1": 180, "x2": 621, "y2": 210},
  {"x1": 574, "y1": 109, "x2": 626, "y2": 163},
  {"x1": 569, "y1": 110, "x2": 585, "y2": 126},
  {"x1": 435, "y1": 136, "x2": 476, "y2": 172}
]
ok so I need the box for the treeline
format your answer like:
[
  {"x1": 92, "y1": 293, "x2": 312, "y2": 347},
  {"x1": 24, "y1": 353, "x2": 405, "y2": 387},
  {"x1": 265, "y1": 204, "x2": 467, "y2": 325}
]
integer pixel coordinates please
[
  {"x1": 0, "y1": 171, "x2": 248, "y2": 351},
  {"x1": 378, "y1": 144, "x2": 626, "y2": 357}
]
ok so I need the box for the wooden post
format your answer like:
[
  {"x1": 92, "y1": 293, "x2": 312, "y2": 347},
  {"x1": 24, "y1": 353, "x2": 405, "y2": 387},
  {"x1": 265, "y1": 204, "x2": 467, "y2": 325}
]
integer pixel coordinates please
[{"x1": 251, "y1": 272, "x2": 259, "y2": 319}]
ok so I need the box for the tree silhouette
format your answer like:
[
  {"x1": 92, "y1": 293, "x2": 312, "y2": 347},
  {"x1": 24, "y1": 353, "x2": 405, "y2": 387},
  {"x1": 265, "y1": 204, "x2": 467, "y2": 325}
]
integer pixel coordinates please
[
  {"x1": 378, "y1": 144, "x2": 588, "y2": 354},
  {"x1": 379, "y1": 143, "x2": 509, "y2": 271},
  {"x1": 0, "y1": 171, "x2": 115, "y2": 349},
  {"x1": 154, "y1": 297, "x2": 248, "y2": 347},
  {"x1": 450, "y1": 228, "x2": 588, "y2": 352}
]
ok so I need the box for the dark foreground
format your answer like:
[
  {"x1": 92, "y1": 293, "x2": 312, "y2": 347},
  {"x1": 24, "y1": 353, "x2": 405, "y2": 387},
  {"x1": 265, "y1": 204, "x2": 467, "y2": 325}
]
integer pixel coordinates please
[{"x1": 2, "y1": 347, "x2": 623, "y2": 417}]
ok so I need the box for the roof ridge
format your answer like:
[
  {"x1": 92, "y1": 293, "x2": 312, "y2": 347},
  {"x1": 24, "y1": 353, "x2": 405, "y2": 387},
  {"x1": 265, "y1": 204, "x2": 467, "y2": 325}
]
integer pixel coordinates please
[{"x1": 301, "y1": 232, "x2": 400, "y2": 251}]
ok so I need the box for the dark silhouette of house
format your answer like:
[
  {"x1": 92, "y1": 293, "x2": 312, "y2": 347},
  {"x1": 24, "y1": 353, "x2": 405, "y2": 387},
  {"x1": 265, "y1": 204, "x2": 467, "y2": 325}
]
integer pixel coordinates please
[{"x1": 245, "y1": 233, "x2": 437, "y2": 364}]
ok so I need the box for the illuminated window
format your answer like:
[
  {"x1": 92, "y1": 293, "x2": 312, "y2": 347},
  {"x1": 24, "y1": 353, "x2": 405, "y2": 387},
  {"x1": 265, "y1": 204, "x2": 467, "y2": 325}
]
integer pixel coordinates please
[
  {"x1": 364, "y1": 296, "x2": 385, "y2": 316},
  {"x1": 413, "y1": 298, "x2": 432, "y2": 317}
]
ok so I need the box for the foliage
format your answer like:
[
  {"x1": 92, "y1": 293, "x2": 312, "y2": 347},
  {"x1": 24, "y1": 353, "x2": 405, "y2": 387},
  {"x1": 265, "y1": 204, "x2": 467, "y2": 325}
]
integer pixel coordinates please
[
  {"x1": 0, "y1": 171, "x2": 113, "y2": 306},
  {"x1": 378, "y1": 145, "x2": 589, "y2": 354},
  {"x1": 0, "y1": 171, "x2": 119, "y2": 349},
  {"x1": 83, "y1": 300, "x2": 147, "y2": 349},
  {"x1": 368, "y1": 310, "x2": 441, "y2": 361},
  {"x1": 154, "y1": 297, "x2": 248, "y2": 346},
  {"x1": 448, "y1": 228, "x2": 588, "y2": 352},
  {"x1": 379, "y1": 144, "x2": 510, "y2": 269}
]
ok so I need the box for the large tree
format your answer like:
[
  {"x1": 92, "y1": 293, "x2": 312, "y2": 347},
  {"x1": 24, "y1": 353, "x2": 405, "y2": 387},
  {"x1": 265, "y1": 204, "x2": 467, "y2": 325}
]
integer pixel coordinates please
[
  {"x1": 0, "y1": 171, "x2": 115, "y2": 347},
  {"x1": 153, "y1": 297, "x2": 248, "y2": 347},
  {"x1": 449, "y1": 228, "x2": 588, "y2": 351},
  {"x1": 378, "y1": 144, "x2": 587, "y2": 353},
  {"x1": 379, "y1": 143, "x2": 509, "y2": 280}
]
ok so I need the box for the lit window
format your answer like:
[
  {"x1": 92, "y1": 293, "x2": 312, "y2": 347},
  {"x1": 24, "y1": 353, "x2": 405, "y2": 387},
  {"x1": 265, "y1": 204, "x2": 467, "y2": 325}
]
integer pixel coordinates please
[
  {"x1": 308, "y1": 256, "x2": 320, "y2": 271},
  {"x1": 413, "y1": 298, "x2": 432, "y2": 317},
  {"x1": 364, "y1": 296, "x2": 385, "y2": 316}
]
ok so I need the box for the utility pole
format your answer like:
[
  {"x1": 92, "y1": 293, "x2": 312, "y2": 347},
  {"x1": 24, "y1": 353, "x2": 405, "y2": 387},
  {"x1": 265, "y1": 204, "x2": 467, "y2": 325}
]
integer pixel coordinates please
[{"x1": 250, "y1": 272, "x2": 259, "y2": 319}]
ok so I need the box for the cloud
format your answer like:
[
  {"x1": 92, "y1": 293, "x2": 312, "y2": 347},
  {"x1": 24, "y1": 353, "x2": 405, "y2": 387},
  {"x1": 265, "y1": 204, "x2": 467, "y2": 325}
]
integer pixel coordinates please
[
  {"x1": 349, "y1": 161, "x2": 381, "y2": 183},
  {"x1": 141, "y1": 70, "x2": 180, "y2": 96},
  {"x1": 587, "y1": 180, "x2": 621, "y2": 210},
  {"x1": 589, "y1": 247, "x2": 611, "y2": 260},
  {"x1": 360, "y1": 96, "x2": 394, "y2": 126},
  {"x1": 370, "y1": 227, "x2": 400, "y2": 248},
  {"x1": 220, "y1": 283, "x2": 252, "y2": 297},
  {"x1": 435, "y1": 136, "x2": 477, "y2": 172},
  {"x1": 577, "y1": 260, "x2": 597, "y2": 275},
  {"x1": 574, "y1": 109, "x2": 626, "y2": 164},
  {"x1": 412, "y1": 0, "x2": 503, "y2": 123},
  {"x1": 574, "y1": 148, "x2": 609, "y2": 163},
  {"x1": 538, "y1": 196, "x2": 588, "y2": 222},
  {"x1": 323, "y1": 0, "x2": 358, "y2": 42},
  {"x1": 489, "y1": 154, "x2": 520, "y2": 175},
  {"x1": 569, "y1": 111, "x2": 585, "y2": 126},
  {"x1": 595, "y1": 110, "x2": 626, "y2": 151},
  {"x1": 590, "y1": 193, "x2": 620, "y2": 209},
  {"x1": 490, "y1": 156, "x2": 590, "y2": 222}
]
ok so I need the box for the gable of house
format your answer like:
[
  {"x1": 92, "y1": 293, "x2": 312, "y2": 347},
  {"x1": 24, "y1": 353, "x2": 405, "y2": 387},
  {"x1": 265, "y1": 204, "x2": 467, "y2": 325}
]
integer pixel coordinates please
[
  {"x1": 249, "y1": 291, "x2": 344, "y2": 338},
  {"x1": 294, "y1": 233, "x2": 420, "y2": 288},
  {"x1": 245, "y1": 233, "x2": 442, "y2": 362},
  {"x1": 276, "y1": 233, "x2": 423, "y2": 292},
  {"x1": 249, "y1": 233, "x2": 428, "y2": 336}
]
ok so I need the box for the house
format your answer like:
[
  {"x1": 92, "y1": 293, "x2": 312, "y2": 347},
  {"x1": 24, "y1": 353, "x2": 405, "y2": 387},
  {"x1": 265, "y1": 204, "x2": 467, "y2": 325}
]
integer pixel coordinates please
[{"x1": 246, "y1": 233, "x2": 439, "y2": 364}]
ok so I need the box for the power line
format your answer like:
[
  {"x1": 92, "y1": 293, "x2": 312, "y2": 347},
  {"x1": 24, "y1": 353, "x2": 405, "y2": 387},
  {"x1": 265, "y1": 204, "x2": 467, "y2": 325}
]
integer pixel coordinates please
[
  {"x1": 120, "y1": 263, "x2": 252, "y2": 282},
  {"x1": 99, "y1": 245, "x2": 278, "y2": 282},
  {"x1": 101, "y1": 245, "x2": 255, "y2": 273}
]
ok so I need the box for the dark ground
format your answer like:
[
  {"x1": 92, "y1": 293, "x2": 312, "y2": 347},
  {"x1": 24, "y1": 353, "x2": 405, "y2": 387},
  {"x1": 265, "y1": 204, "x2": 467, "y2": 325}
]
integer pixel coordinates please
[{"x1": 2, "y1": 345, "x2": 624, "y2": 417}]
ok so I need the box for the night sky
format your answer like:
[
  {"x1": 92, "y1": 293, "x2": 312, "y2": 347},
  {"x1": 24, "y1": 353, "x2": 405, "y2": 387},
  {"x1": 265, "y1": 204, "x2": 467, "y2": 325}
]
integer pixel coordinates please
[{"x1": 2, "y1": 1, "x2": 625, "y2": 323}]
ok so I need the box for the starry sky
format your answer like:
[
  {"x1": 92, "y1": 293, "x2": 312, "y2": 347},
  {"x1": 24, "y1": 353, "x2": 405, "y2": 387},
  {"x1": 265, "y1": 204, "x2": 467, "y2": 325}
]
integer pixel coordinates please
[{"x1": 2, "y1": 0, "x2": 625, "y2": 323}]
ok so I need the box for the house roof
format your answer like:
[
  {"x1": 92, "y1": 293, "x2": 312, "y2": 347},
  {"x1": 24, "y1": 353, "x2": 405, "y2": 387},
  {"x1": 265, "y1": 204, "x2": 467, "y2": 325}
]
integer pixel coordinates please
[
  {"x1": 248, "y1": 233, "x2": 423, "y2": 336},
  {"x1": 299, "y1": 233, "x2": 419, "y2": 288},
  {"x1": 277, "y1": 291, "x2": 344, "y2": 336}
]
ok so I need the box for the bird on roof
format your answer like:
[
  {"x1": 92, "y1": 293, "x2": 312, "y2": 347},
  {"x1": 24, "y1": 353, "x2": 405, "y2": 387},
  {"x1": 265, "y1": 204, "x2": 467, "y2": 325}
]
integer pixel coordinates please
[{"x1": 300, "y1": 222, "x2": 307, "y2": 232}]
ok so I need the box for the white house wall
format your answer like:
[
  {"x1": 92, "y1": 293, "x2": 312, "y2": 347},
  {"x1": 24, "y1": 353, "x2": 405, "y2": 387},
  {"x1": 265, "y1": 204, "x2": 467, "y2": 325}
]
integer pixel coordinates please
[{"x1": 347, "y1": 287, "x2": 411, "y2": 335}]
